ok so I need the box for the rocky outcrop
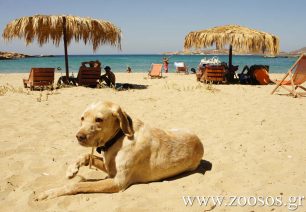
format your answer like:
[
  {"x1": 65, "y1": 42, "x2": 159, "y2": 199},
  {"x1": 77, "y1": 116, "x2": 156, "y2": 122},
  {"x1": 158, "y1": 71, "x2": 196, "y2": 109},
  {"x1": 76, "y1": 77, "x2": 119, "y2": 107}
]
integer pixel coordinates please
[
  {"x1": 0, "y1": 51, "x2": 54, "y2": 60},
  {"x1": 162, "y1": 49, "x2": 234, "y2": 55},
  {"x1": 162, "y1": 49, "x2": 302, "y2": 57},
  {"x1": 289, "y1": 47, "x2": 306, "y2": 55},
  {"x1": 0, "y1": 51, "x2": 33, "y2": 60}
]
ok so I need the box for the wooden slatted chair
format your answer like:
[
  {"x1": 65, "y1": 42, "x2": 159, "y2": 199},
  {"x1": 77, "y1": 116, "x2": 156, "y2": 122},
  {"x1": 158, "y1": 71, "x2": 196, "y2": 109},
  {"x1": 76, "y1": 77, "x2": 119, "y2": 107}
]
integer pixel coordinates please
[
  {"x1": 23, "y1": 68, "x2": 55, "y2": 90},
  {"x1": 271, "y1": 54, "x2": 306, "y2": 97},
  {"x1": 174, "y1": 62, "x2": 188, "y2": 74},
  {"x1": 148, "y1": 64, "x2": 163, "y2": 78},
  {"x1": 201, "y1": 65, "x2": 225, "y2": 83},
  {"x1": 75, "y1": 61, "x2": 101, "y2": 87},
  {"x1": 76, "y1": 67, "x2": 101, "y2": 87}
]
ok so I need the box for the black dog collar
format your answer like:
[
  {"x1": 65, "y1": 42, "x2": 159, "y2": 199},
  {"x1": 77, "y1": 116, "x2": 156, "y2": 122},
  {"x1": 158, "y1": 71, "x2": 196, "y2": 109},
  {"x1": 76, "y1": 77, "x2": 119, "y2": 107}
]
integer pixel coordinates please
[{"x1": 96, "y1": 129, "x2": 124, "y2": 153}]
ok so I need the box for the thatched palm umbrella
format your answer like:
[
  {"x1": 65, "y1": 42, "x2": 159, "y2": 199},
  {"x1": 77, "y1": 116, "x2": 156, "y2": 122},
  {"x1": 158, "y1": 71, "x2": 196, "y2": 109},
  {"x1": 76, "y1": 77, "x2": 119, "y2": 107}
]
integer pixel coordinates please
[
  {"x1": 2, "y1": 15, "x2": 121, "y2": 81},
  {"x1": 184, "y1": 24, "x2": 280, "y2": 68}
]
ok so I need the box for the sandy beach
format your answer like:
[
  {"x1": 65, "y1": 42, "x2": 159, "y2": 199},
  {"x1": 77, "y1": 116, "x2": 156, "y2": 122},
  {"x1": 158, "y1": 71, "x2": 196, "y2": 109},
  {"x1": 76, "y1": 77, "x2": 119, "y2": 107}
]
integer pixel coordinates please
[{"x1": 0, "y1": 73, "x2": 305, "y2": 211}]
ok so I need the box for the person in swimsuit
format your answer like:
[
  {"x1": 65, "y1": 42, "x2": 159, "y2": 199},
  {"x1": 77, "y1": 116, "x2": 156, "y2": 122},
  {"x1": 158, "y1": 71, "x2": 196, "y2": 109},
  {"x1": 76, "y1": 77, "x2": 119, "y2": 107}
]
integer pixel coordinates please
[{"x1": 163, "y1": 57, "x2": 169, "y2": 73}]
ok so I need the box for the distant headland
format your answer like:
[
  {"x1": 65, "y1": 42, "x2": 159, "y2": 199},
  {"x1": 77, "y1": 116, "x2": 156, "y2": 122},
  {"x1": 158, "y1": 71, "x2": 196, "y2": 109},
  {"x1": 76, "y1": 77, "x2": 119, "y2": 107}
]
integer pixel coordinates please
[
  {"x1": 162, "y1": 47, "x2": 306, "y2": 57},
  {"x1": 0, "y1": 51, "x2": 54, "y2": 60}
]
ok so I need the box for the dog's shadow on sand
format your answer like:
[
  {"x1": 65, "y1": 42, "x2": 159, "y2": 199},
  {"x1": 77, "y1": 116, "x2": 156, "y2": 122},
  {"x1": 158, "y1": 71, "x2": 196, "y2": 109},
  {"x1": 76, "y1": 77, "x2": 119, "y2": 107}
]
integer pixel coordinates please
[
  {"x1": 78, "y1": 160, "x2": 212, "y2": 184},
  {"x1": 165, "y1": 159, "x2": 212, "y2": 181}
]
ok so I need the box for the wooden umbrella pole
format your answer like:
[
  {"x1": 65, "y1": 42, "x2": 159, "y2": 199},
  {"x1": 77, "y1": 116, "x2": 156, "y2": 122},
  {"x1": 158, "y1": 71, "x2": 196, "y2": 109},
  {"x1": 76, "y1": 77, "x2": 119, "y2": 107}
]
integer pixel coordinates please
[
  {"x1": 62, "y1": 16, "x2": 69, "y2": 83},
  {"x1": 229, "y1": 44, "x2": 233, "y2": 68}
]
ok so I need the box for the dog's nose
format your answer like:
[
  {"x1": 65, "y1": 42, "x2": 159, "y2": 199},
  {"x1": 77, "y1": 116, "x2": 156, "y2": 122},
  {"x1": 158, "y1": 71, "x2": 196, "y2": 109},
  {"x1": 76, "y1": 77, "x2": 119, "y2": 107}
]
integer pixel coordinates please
[{"x1": 76, "y1": 132, "x2": 87, "y2": 142}]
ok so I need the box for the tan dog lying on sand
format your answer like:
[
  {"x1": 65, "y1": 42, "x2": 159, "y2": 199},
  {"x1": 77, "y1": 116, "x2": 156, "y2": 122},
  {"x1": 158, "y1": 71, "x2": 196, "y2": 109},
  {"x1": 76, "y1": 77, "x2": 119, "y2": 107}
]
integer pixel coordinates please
[{"x1": 37, "y1": 101, "x2": 204, "y2": 200}]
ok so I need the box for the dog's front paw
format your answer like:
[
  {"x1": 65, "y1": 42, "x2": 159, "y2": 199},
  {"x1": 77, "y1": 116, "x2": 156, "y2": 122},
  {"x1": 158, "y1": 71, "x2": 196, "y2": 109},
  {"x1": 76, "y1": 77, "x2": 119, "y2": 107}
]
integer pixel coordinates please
[
  {"x1": 35, "y1": 188, "x2": 59, "y2": 201},
  {"x1": 66, "y1": 164, "x2": 79, "y2": 179}
]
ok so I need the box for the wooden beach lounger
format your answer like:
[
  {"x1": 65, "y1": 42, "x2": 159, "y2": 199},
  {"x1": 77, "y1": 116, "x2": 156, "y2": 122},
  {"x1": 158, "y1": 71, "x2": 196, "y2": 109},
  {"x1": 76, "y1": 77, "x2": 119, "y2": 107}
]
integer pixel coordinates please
[
  {"x1": 75, "y1": 62, "x2": 101, "y2": 87},
  {"x1": 76, "y1": 67, "x2": 101, "y2": 87},
  {"x1": 148, "y1": 64, "x2": 163, "y2": 78},
  {"x1": 271, "y1": 54, "x2": 306, "y2": 97},
  {"x1": 202, "y1": 65, "x2": 225, "y2": 83},
  {"x1": 174, "y1": 62, "x2": 188, "y2": 74},
  {"x1": 23, "y1": 68, "x2": 55, "y2": 90}
]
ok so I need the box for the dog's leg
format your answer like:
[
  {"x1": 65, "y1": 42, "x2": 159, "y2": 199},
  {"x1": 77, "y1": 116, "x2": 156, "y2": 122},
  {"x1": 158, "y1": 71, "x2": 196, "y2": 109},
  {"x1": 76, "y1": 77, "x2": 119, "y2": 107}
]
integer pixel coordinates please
[
  {"x1": 66, "y1": 154, "x2": 107, "y2": 179},
  {"x1": 36, "y1": 178, "x2": 120, "y2": 200}
]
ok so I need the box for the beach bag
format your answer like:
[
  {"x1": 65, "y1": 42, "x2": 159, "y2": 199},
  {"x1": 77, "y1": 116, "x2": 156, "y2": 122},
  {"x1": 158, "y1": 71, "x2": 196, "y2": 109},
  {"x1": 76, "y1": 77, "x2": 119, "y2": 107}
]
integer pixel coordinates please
[
  {"x1": 239, "y1": 73, "x2": 251, "y2": 84},
  {"x1": 238, "y1": 68, "x2": 251, "y2": 84},
  {"x1": 250, "y1": 65, "x2": 270, "y2": 85},
  {"x1": 174, "y1": 62, "x2": 185, "y2": 68},
  {"x1": 253, "y1": 69, "x2": 270, "y2": 85}
]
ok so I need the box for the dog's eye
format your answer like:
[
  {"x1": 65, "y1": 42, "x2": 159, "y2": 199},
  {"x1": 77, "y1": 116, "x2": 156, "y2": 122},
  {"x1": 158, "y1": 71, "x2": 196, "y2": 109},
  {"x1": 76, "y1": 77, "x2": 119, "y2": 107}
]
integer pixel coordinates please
[
  {"x1": 95, "y1": 118, "x2": 103, "y2": 123},
  {"x1": 81, "y1": 117, "x2": 84, "y2": 121}
]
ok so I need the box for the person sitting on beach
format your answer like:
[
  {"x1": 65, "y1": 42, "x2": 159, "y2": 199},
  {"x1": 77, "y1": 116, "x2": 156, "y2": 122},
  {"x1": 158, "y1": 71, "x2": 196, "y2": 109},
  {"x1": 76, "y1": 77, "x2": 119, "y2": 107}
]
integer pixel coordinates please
[
  {"x1": 126, "y1": 66, "x2": 132, "y2": 73},
  {"x1": 100, "y1": 66, "x2": 116, "y2": 87}
]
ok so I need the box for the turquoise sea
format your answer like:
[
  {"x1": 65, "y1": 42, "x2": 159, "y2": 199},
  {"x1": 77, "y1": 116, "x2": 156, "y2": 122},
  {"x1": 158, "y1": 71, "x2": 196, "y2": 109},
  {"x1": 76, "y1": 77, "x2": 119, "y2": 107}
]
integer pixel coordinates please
[{"x1": 0, "y1": 55, "x2": 298, "y2": 74}]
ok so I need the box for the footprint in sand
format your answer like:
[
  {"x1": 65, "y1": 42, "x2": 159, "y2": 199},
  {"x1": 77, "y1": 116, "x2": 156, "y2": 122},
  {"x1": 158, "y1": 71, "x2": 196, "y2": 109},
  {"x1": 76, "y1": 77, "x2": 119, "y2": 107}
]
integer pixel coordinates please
[
  {"x1": 1, "y1": 174, "x2": 25, "y2": 200},
  {"x1": 8, "y1": 160, "x2": 24, "y2": 172}
]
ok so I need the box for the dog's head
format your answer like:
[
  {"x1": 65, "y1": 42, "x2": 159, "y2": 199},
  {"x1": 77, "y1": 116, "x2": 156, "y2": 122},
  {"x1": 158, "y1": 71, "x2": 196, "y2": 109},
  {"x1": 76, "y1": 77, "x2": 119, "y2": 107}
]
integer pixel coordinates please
[{"x1": 76, "y1": 101, "x2": 134, "y2": 147}]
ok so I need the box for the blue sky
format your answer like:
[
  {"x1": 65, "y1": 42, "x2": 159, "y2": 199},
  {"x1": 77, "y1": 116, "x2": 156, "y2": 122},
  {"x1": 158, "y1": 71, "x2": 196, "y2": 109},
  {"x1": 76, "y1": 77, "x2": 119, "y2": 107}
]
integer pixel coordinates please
[{"x1": 0, "y1": 0, "x2": 305, "y2": 55}]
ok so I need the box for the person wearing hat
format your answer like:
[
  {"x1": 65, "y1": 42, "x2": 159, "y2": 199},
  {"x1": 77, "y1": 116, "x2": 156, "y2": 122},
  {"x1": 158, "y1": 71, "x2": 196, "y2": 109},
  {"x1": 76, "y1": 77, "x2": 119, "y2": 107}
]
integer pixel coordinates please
[{"x1": 100, "y1": 66, "x2": 116, "y2": 87}]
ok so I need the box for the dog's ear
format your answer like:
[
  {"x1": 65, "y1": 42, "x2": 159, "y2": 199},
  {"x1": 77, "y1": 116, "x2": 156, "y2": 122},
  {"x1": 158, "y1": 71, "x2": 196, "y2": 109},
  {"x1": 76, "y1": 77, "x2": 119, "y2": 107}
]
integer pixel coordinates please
[{"x1": 112, "y1": 105, "x2": 134, "y2": 138}]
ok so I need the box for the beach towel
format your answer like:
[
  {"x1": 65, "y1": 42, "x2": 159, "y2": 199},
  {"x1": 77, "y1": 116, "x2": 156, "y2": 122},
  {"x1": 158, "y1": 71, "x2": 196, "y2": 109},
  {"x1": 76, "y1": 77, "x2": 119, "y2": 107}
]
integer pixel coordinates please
[
  {"x1": 200, "y1": 57, "x2": 221, "y2": 66},
  {"x1": 174, "y1": 62, "x2": 185, "y2": 68}
]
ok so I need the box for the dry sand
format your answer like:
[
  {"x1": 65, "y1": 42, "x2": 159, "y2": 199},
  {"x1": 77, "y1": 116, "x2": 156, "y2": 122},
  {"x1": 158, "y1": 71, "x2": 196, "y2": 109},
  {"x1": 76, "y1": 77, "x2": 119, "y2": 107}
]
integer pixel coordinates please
[{"x1": 0, "y1": 73, "x2": 305, "y2": 211}]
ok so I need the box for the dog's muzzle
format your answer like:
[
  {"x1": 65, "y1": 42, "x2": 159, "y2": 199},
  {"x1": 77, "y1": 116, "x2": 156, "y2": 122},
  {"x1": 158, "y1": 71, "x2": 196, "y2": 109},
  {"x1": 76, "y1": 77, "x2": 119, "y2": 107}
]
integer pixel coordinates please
[{"x1": 76, "y1": 132, "x2": 87, "y2": 143}]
